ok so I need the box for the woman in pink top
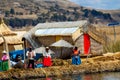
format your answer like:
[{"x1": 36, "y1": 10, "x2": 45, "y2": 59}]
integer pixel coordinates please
[
  {"x1": 1, "y1": 50, "x2": 9, "y2": 71},
  {"x1": 1, "y1": 50, "x2": 9, "y2": 61}
]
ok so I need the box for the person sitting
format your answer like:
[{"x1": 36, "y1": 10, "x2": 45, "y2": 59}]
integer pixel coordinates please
[
  {"x1": 1, "y1": 50, "x2": 9, "y2": 71},
  {"x1": 13, "y1": 56, "x2": 24, "y2": 69},
  {"x1": 71, "y1": 47, "x2": 81, "y2": 65},
  {"x1": 15, "y1": 54, "x2": 21, "y2": 62}
]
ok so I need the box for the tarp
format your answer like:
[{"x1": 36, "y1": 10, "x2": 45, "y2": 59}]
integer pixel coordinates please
[
  {"x1": 9, "y1": 50, "x2": 24, "y2": 61},
  {"x1": 9, "y1": 49, "x2": 43, "y2": 61},
  {"x1": 35, "y1": 27, "x2": 78, "y2": 36}
]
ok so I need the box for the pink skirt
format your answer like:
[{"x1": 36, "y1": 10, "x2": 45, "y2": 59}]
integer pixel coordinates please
[{"x1": 43, "y1": 57, "x2": 52, "y2": 67}]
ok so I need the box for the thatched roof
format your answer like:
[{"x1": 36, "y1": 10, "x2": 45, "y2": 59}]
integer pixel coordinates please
[
  {"x1": 0, "y1": 19, "x2": 24, "y2": 45},
  {"x1": 89, "y1": 24, "x2": 120, "y2": 43},
  {"x1": 0, "y1": 19, "x2": 16, "y2": 36},
  {"x1": 0, "y1": 36, "x2": 22, "y2": 45},
  {"x1": 35, "y1": 20, "x2": 87, "y2": 29},
  {"x1": 87, "y1": 25, "x2": 107, "y2": 44}
]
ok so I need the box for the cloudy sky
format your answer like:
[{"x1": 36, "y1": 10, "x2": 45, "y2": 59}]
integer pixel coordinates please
[{"x1": 70, "y1": 0, "x2": 120, "y2": 10}]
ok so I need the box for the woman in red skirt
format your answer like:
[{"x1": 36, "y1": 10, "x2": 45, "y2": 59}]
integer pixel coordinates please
[{"x1": 43, "y1": 47, "x2": 52, "y2": 67}]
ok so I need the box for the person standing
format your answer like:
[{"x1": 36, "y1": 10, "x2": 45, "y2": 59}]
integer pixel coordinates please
[
  {"x1": 26, "y1": 47, "x2": 36, "y2": 69},
  {"x1": 1, "y1": 50, "x2": 9, "y2": 71},
  {"x1": 72, "y1": 46, "x2": 81, "y2": 65},
  {"x1": 43, "y1": 47, "x2": 52, "y2": 67}
]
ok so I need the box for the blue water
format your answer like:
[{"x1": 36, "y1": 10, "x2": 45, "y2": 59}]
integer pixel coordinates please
[{"x1": 37, "y1": 72, "x2": 120, "y2": 80}]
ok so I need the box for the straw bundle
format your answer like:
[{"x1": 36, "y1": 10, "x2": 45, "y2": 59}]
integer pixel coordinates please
[
  {"x1": 0, "y1": 36, "x2": 23, "y2": 45},
  {"x1": 0, "y1": 19, "x2": 22, "y2": 45},
  {"x1": 1, "y1": 52, "x2": 120, "y2": 79},
  {"x1": 93, "y1": 24, "x2": 120, "y2": 41}
]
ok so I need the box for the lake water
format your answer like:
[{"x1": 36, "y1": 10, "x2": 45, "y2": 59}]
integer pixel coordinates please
[{"x1": 35, "y1": 72, "x2": 120, "y2": 80}]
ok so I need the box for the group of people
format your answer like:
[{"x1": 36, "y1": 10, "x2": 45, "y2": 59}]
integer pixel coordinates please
[
  {"x1": 25, "y1": 46, "x2": 81, "y2": 69},
  {"x1": 26, "y1": 47, "x2": 52, "y2": 69},
  {"x1": 1, "y1": 46, "x2": 81, "y2": 71}
]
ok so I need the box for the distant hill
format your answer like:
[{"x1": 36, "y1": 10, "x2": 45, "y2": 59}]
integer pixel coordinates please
[
  {"x1": 99, "y1": 10, "x2": 120, "y2": 23},
  {"x1": 0, "y1": 0, "x2": 119, "y2": 28}
]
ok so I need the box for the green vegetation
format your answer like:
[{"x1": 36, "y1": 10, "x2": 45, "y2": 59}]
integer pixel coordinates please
[
  {"x1": 104, "y1": 40, "x2": 120, "y2": 53},
  {"x1": 10, "y1": 8, "x2": 15, "y2": 15},
  {"x1": 5, "y1": 7, "x2": 113, "y2": 28},
  {"x1": 6, "y1": 18, "x2": 38, "y2": 28},
  {"x1": 82, "y1": 9, "x2": 113, "y2": 21}
]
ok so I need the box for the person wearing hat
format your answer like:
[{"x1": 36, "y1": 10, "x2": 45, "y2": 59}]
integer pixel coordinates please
[
  {"x1": 1, "y1": 50, "x2": 9, "y2": 71},
  {"x1": 1, "y1": 50, "x2": 9, "y2": 61},
  {"x1": 43, "y1": 47, "x2": 52, "y2": 67}
]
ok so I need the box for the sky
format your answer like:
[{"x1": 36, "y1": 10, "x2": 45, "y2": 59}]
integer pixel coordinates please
[{"x1": 70, "y1": 0, "x2": 120, "y2": 10}]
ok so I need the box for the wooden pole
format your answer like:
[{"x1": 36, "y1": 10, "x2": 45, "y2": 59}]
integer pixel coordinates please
[
  {"x1": 22, "y1": 37, "x2": 26, "y2": 61},
  {"x1": 61, "y1": 47, "x2": 62, "y2": 58}
]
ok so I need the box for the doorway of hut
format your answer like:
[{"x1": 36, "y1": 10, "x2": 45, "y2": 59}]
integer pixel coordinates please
[{"x1": 84, "y1": 33, "x2": 90, "y2": 55}]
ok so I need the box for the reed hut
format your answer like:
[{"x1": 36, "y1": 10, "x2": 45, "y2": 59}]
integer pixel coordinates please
[
  {"x1": 92, "y1": 24, "x2": 120, "y2": 42},
  {"x1": 0, "y1": 19, "x2": 24, "y2": 58},
  {"x1": 23, "y1": 20, "x2": 108, "y2": 58}
]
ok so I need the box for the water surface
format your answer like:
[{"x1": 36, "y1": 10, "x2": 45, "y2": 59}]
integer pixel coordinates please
[{"x1": 28, "y1": 72, "x2": 120, "y2": 80}]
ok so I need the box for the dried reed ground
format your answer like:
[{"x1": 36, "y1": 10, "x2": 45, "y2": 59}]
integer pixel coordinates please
[{"x1": 0, "y1": 52, "x2": 120, "y2": 79}]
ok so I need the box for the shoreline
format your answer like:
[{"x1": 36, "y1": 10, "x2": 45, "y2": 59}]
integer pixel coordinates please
[{"x1": 0, "y1": 52, "x2": 120, "y2": 79}]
